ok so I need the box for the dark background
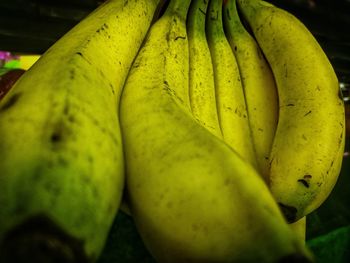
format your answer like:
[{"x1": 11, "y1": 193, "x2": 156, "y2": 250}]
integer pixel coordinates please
[{"x1": 0, "y1": 0, "x2": 349, "y2": 262}]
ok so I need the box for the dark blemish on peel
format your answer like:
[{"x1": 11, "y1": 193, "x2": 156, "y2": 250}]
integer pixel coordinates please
[
  {"x1": 199, "y1": 8, "x2": 206, "y2": 16},
  {"x1": 304, "y1": 110, "x2": 312, "y2": 117},
  {"x1": 297, "y1": 179, "x2": 309, "y2": 188},
  {"x1": 286, "y1": 103, "x2": 294, "y2": 106},
  {"x1": 109, "y1": 83, "x2": 115, "y2": 94},
  {"x1": 326, "y1": 159, "x2": 335, "y2": 176},
  {"x1": 50, "y1": 132, "x2": 62, "y2": 143},
  {"x1": 70, "y1": 69, "x2": 75, "y2": 80},
  {"x1": 174, "y1": 36, "x2": 186, "y2": 41},
  {"x1": 0, "y1": 93, "x2": 21, "y2": 111},
  {"x1": 298, "y1": 174, "x2": 312, "y2": 188}
]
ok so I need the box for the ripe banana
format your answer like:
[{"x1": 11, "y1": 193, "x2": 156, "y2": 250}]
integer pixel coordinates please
[
  {"x1": 206, "y1": 0, "x2": 257, "y2": 168},
  {"x1": 223, "y1": 0, "x2": 278, "y2": 181},
  {"x1": 290, "y1": 216, "x2": 307, "y2": 244},
  {"x1": 238, "y1": 0, "x2": 346, "y2": 222},
  {"x1": 187, "y1": 0, "x2": 222, "y2": 139},
  {"x1": 0, "y1": 0, "x2": 160, "y2": 262},
  {"x1": 120, "y1": 0, "x2": 313, "y2": 261}
]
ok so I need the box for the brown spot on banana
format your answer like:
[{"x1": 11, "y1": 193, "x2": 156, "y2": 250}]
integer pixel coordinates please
[
  {"x1": 297, "y1": 175, "x2": 312, "y2": 188},
  {"x1": 303, "y1": 110, "x2": 312, "y2": 117}
]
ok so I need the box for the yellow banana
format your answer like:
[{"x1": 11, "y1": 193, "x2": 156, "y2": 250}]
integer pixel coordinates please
[
  {"x1": 187, "y1": 0, "x2": 222, "y2": 139},
  {"x1": 120, "y1": 0, "x2": 313, "y2": 261},
  {"x1": 238, "y1": 0, "x2": 345, "y2": 222},
  {"x1": 207, "y1": 0, "x2": 257, "y2": 168},
  {"x1": 290, "y1": 216, "x2": 307, "y2": 244},
  {"x1": 0, "y1": 0, "x2": 160, "y2": 261},
  {"x1": 223, "y1": 0, "x2": 278, "y2": 181}
]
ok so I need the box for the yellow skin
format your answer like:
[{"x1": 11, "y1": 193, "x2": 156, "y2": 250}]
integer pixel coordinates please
[
  {"x1": 0, "y1": 0, "x2": 159, "y2": 261},
  {"x1": 223, "y1": 0, "x2": 278, "y2": 182},
  {"x1": 238, "y1": 0, "x2": 345, "y2": 222},
  {"x1": 290, "y1": 216, "x2": 307, "y2": 244},
  {"x1": 120, "y1": 0, "x2": 313, "y2": 262},
  {"x1": 207, "y1": 0, "x2": 257, "y2": 168},
  {"x1": 187, "y1": 0, "x2": 222, "y2": 139}
]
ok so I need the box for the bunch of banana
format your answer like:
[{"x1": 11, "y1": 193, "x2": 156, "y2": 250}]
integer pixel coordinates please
[
  {"x1": 0, "y1": 0, "x2": 345, "y2": 262},
  {"x1": 223, "y1": 0, "x2": 278, "y2": 182},
  {"x1": 207, "y1": 0, "x2": 257, "y2": 168},
  {"x1": 120, "y1": 0, "x2": 313, "y2": 262},
  {"x1": 236, "y1": 0, "x2": 345, "y2": 223},
  {"x1": 0, "y1": 0, "x2": 160, "y2": 262}
]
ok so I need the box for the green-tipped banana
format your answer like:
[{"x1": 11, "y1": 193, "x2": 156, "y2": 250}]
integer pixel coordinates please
[
  {"x1": 187, "y1": 0, "x2": 222, "y2": 139},
  {"x1": 120, "y1": 0, "x2": 313, "y2": 261},
  {"x1": 0, "y1": 0, "x2": 160, "y2": 262},
  {"x1": 207, "y1": 0, "x2": 257, "y2": 168},
  {"x1": 238, "y1": 0, "x2": 345, "y2": 222},
  {"x1": 223, "y1": 0, "x2": 278, "y2": 181}
]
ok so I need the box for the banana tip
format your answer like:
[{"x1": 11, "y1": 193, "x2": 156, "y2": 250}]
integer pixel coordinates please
[{"x1": 0, "y1": 214, "x2": 89, "y2": 263}]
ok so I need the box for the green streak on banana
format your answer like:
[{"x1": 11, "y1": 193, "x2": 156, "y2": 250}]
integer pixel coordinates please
[
  {"x1": 207, "y1": 0, "x2": 257, "y2": 168},
  {"x1": 120, "y1": 0, "x2": 313, "y2": 261},
  {"x1": 238, "y1": 0, "x2": 346, "y2": 222},
  {"x1": 187, "y1": 0, "x2": 222, "y2": 139},
  {"x1": 223, "y1": 0, "x2": 278, "y2": 182},
  {"x1": 0, "y1": 0, "x2": 160, "y2": 261}
]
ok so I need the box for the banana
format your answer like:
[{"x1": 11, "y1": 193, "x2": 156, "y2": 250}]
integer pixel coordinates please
[
  {"x1": 187, "y1": 0, "x2": 222, "y2": 139},
  {"x1": 237, "y1": 0, "x2": 346, "y2": 222},
  {"x1": 120, "y1": 0, "x2": 313, "y2": 261},
  {"x1": 290, "y1": 216, "x2": 306, "y2": 244},
  {"x1": 206, "y1": 0, "x2": 257, "y2": 168},
  {"x1": 0, "y1": 0, "x2": 160, "y2": 262},
  {"x1": 223, "y1": 0, "x2": 278, "y2": 181}
]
